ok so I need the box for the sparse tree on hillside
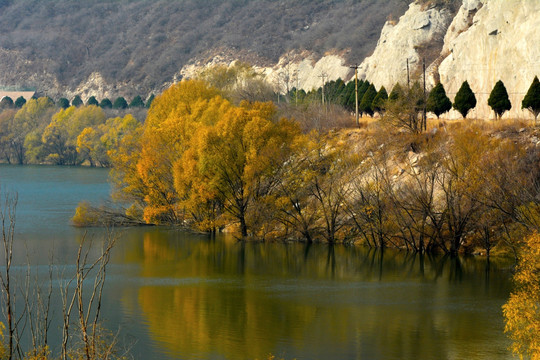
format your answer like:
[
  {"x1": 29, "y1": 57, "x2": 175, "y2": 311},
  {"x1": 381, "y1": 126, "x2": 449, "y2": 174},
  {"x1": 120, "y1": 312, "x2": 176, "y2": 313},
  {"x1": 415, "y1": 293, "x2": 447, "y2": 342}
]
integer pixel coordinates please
[
  {"x1": 488, "y1": 80, "x2": 512, "y2": 120},
  {"x1": 359, "y1": 84, "x2": 377, "y2": 117},
  {"x1": 72, "y1": 95, "x2": 83, "y2": 107},
  {"x1": 113, "y1": 97, "x2": 128, "y2": 109},
  {"x1": 426, "y1": 82, "x2": 452, "y2": 118},
  {"x1": 57, "y1": 97, "x2": 70, "y2": 109},
  {"x1": 87, "y1": 96, "x2": 99, "y2": 106},
  {"x1": 383, "y1": 82, "x2": 424, "y2": 133},
  {"x1": 372, "y1": 86, "x2": 388, "y2": 114},
  {"x1": 522, "y1": 76, "x2": 540, "y2": 122},
  {"x1": 99, "y1": 98, "x2": 112, "y2": 109},
  {"x1": 129, "y1": 95, "x2": 145, "y2": 108},
  {"x1": 453, "y1": 81, "x2": 476, "y2": 119},
  {"x1": 14, "y1": 96, "x2": 26, "y2": 108}
]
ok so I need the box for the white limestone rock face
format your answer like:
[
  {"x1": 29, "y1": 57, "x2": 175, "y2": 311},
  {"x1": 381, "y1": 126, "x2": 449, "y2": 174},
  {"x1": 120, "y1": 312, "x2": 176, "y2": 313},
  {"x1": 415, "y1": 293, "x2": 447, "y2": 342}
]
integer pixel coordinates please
[
  {"x1": 439, "y1": 0, "x2": 540, "y2": 119},
  {"x1": 263, "y1": 52, "x2": 351, "y2": 92},
  {"x1": 70, "y1": 72, "x2": 112, "y2": 102},
  {"x1": 180, "y1": 49, "x2": 352, "y2": 93},
  {"x1": 442, "y1": 0, "x2": 483, "y2": 54},
  {"x1": 357, "y1": 2, "x2": 453, "y2": 91}
]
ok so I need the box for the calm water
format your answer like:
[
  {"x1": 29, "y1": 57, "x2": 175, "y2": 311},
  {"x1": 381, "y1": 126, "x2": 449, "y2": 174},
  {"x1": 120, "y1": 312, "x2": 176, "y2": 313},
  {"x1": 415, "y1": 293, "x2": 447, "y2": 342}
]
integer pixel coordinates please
[{"x1": 0, "y1": 165, "x2": 515, "y2": 359}]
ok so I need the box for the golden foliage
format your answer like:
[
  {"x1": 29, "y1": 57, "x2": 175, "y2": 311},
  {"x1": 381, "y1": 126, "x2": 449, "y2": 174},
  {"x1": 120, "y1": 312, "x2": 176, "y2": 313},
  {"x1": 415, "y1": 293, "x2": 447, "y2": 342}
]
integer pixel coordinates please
[
  {"x1": 72, "y1": 201, "x2": 99, "y2": 227},
  {"x1": 503, "y1": 232, "x2": 540, "y2": 359},
  {"x1": 112, "y1": 79, "x2": 303, "y2": 233}
]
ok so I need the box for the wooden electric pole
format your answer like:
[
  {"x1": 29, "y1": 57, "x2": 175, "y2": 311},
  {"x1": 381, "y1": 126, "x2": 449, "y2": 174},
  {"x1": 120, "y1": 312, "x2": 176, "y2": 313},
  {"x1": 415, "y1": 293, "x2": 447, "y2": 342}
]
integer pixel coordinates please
[
  {"x1": 318, "y1": 72, "x2": 328, "y2": 106},
  {"x1": 422, "y1": 58, "x2": 427, "y2": 132},
  {"x1": 350, "y1": 64, "x2": 360, "y2": 127},
  {"x1": 406, "y1": 58, "x2": 410, "y2": 89}
]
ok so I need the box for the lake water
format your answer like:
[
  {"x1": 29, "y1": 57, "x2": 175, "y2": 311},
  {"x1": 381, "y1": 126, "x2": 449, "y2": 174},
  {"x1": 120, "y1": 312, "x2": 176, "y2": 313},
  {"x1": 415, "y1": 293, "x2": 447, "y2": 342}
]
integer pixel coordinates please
[{"x1": 0, "y1": 165, "x2": 515, "y2": 359}]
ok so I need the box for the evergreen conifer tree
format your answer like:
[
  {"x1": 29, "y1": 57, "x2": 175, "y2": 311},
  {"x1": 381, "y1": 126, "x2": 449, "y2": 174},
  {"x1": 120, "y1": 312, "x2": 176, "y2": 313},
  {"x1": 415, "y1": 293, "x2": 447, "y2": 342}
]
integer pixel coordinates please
[
  {"x1": 0, "y1": 96, "x2": 13, "y2": 109},
  {"x1": 57, "y1": 97, "x2": 70, "y2": 109},
  {"x1": 14, "y1": 96, "x2": 26, "y2": 108},
  {"x1": 358, "y1": 80, "x2": 370, "y2": 102},
  {"x1": 72, "y1": 95, "x2": 83, "y2": 107},
  {"x1": 488, "y1": 80, "x2": 511, "y2": 119},
  {"x1": 113, "y1": 97, "x2": 128, "y2": 109},
  {"x1": 453, "y1": 81, "x2": 476, "y2": 119},
  {"x1": 359, "y1": 84, "x2": 377, "y2": 117},
  {"x1": 522, "y1": 76, "x2": 540, "y2": 122},
  {"x1": 389, "y1": 83, "x2": 403, "y2": 102},
  {"x1": 100, "y1": 98, "x2": 113, "y2": 109},
  {"x1": 129, "y1": 95, "x2": 145, "y2": 108},
  {"x1": 372, "y1": 86, "x2": 388, "y2": 114},
  {"x1": 426, "y1": 82, "x2": 452, "y2": 118},
  {"x1": 146, "y1": 94, "x2": 155, "y2": 109},
  {"x1": 87, "y1": 96, "x2": 99, "y2": 106}
]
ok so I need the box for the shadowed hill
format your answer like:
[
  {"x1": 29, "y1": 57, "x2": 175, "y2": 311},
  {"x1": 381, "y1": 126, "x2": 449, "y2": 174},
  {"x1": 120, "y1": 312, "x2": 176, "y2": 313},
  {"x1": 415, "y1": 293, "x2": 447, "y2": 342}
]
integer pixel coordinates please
[{"x1": 0, "y1": 0, "x2": 409, "y2": 97}]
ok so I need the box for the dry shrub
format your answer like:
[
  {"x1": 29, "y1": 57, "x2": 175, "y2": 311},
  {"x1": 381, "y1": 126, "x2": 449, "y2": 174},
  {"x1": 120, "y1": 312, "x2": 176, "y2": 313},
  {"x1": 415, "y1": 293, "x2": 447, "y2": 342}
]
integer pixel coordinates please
[{"x1": 278, "y1": 102, "x2": 356, "y2": 133}]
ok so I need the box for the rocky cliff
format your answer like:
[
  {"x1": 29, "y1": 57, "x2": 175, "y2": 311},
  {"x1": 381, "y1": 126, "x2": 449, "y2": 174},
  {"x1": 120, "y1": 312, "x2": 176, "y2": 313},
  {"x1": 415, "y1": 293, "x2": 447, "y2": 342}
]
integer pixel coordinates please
[
  {"x1": 439, "y1": 0, "x2": 540, "y2": 119},
  {"x1": 358, "y1": 0, "x2": 540, "y2": 120}
]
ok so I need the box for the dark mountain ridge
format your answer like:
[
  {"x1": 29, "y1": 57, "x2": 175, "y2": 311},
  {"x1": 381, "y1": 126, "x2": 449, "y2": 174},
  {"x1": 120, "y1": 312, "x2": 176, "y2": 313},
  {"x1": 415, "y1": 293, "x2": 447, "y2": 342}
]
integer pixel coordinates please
[{"x1": 0, "y1": 0, "x2": 409, "y2": 99}]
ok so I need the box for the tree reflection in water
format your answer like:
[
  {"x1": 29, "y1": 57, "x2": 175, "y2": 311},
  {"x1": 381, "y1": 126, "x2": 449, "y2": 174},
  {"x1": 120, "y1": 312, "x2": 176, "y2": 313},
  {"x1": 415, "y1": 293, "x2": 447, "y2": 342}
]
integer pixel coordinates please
[{"x1": 113, "y1": 229, "x2": 513, "y2": 360}]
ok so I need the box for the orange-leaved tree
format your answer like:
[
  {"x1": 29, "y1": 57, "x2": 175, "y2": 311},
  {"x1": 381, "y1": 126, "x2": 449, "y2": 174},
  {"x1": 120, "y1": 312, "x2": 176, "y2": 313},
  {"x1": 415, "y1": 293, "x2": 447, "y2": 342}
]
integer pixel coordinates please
[
  {"x1": 112, "y1": 80, "x2": 225, "y2": 224},
  {"x1": 503, "y1": 232, "x2": 540, "y2": 359},
  {"x1": 175, "y1": 101, "x2": 302, "y2": 237}
]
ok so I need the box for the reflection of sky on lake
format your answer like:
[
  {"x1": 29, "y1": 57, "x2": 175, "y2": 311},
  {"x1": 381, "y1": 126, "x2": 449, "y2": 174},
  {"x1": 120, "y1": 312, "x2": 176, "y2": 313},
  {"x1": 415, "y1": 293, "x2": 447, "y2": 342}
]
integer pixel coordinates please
[{"x1": 0, "y1": 164, "x2": 110, "y2": 237}]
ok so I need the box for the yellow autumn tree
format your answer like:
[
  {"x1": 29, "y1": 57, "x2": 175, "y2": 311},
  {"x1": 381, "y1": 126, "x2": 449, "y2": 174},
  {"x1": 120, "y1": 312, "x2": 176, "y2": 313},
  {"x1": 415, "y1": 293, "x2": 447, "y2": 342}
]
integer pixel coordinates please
[
  {"x1": 179, "y1": 101, "x2": 302, "y2": 237},
  {"x1": 112, "y1": 79, "x2": 224, "y2": 224},
  {"x1": 77, "y1": 114, "x2": 141, "y2": 167},
  {"x1": 42, "y1": 105, "x2": 106, "y2": 165},
  {"x1": 503, "y1": 232, "x2": 540, "y2": 359},
  {"x1": 11, "y1": 97, "x2": 55, "y2": 164}
]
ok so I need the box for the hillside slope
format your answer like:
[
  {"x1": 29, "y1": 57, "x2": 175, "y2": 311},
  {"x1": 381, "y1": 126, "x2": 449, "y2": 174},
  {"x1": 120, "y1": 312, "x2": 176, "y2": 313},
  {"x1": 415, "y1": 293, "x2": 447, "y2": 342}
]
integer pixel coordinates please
[{"x1": 0, "y1": 0, "x2": 408, "y2": 99}]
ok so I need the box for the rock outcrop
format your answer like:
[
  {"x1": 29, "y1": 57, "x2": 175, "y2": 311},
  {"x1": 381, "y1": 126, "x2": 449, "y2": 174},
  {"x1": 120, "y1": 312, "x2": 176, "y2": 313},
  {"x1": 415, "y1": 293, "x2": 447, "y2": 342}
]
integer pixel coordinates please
[
  {"x1": 357, "y1": 2, "x2": 454, "y2": 92},
  {"x1": 180, "y1": 49, "x2": 352, "y2": 93},
  {"x1": 358, "y1": 0, "x2": 540, "y2": 120},
  {"x1": 439, "y1": 0, "x2": 540, "y2": 119}
]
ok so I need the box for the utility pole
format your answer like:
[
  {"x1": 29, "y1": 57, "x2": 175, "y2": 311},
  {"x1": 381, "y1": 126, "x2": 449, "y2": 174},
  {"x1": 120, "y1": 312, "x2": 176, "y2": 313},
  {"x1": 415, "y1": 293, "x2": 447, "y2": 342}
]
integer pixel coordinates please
[
  {"x1": 294, "y1": 69, "x2": 299, "y2": 106},
  {"x1": 350, "y1": 64, "x2": 360, "y2": 127},
  {"x1": 318, "y1": 72, "x2": 328, "y2": 119},
  {"x1": 406, "y1": 58, "x2": 410, "y2": 89},
  {"x1": 422, "y1": 58, "x2": 427, "y2": 132},
  {"x1": 318, "y1": 72, "x2": 328, "y2": 105}
]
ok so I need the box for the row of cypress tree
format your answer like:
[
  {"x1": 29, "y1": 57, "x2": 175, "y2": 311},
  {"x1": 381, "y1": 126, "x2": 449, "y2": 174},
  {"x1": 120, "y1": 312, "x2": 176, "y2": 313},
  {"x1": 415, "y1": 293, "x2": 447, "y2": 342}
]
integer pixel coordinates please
[
  {"x1": 289, "y1": 76, "x2": 540, "y2": 121},
  {"x1": 57, "y1": 94, "x2": 155, "y2": 110},
  {"x1": 0, "y1": 94, "x2": 155, "y2": 111}
]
